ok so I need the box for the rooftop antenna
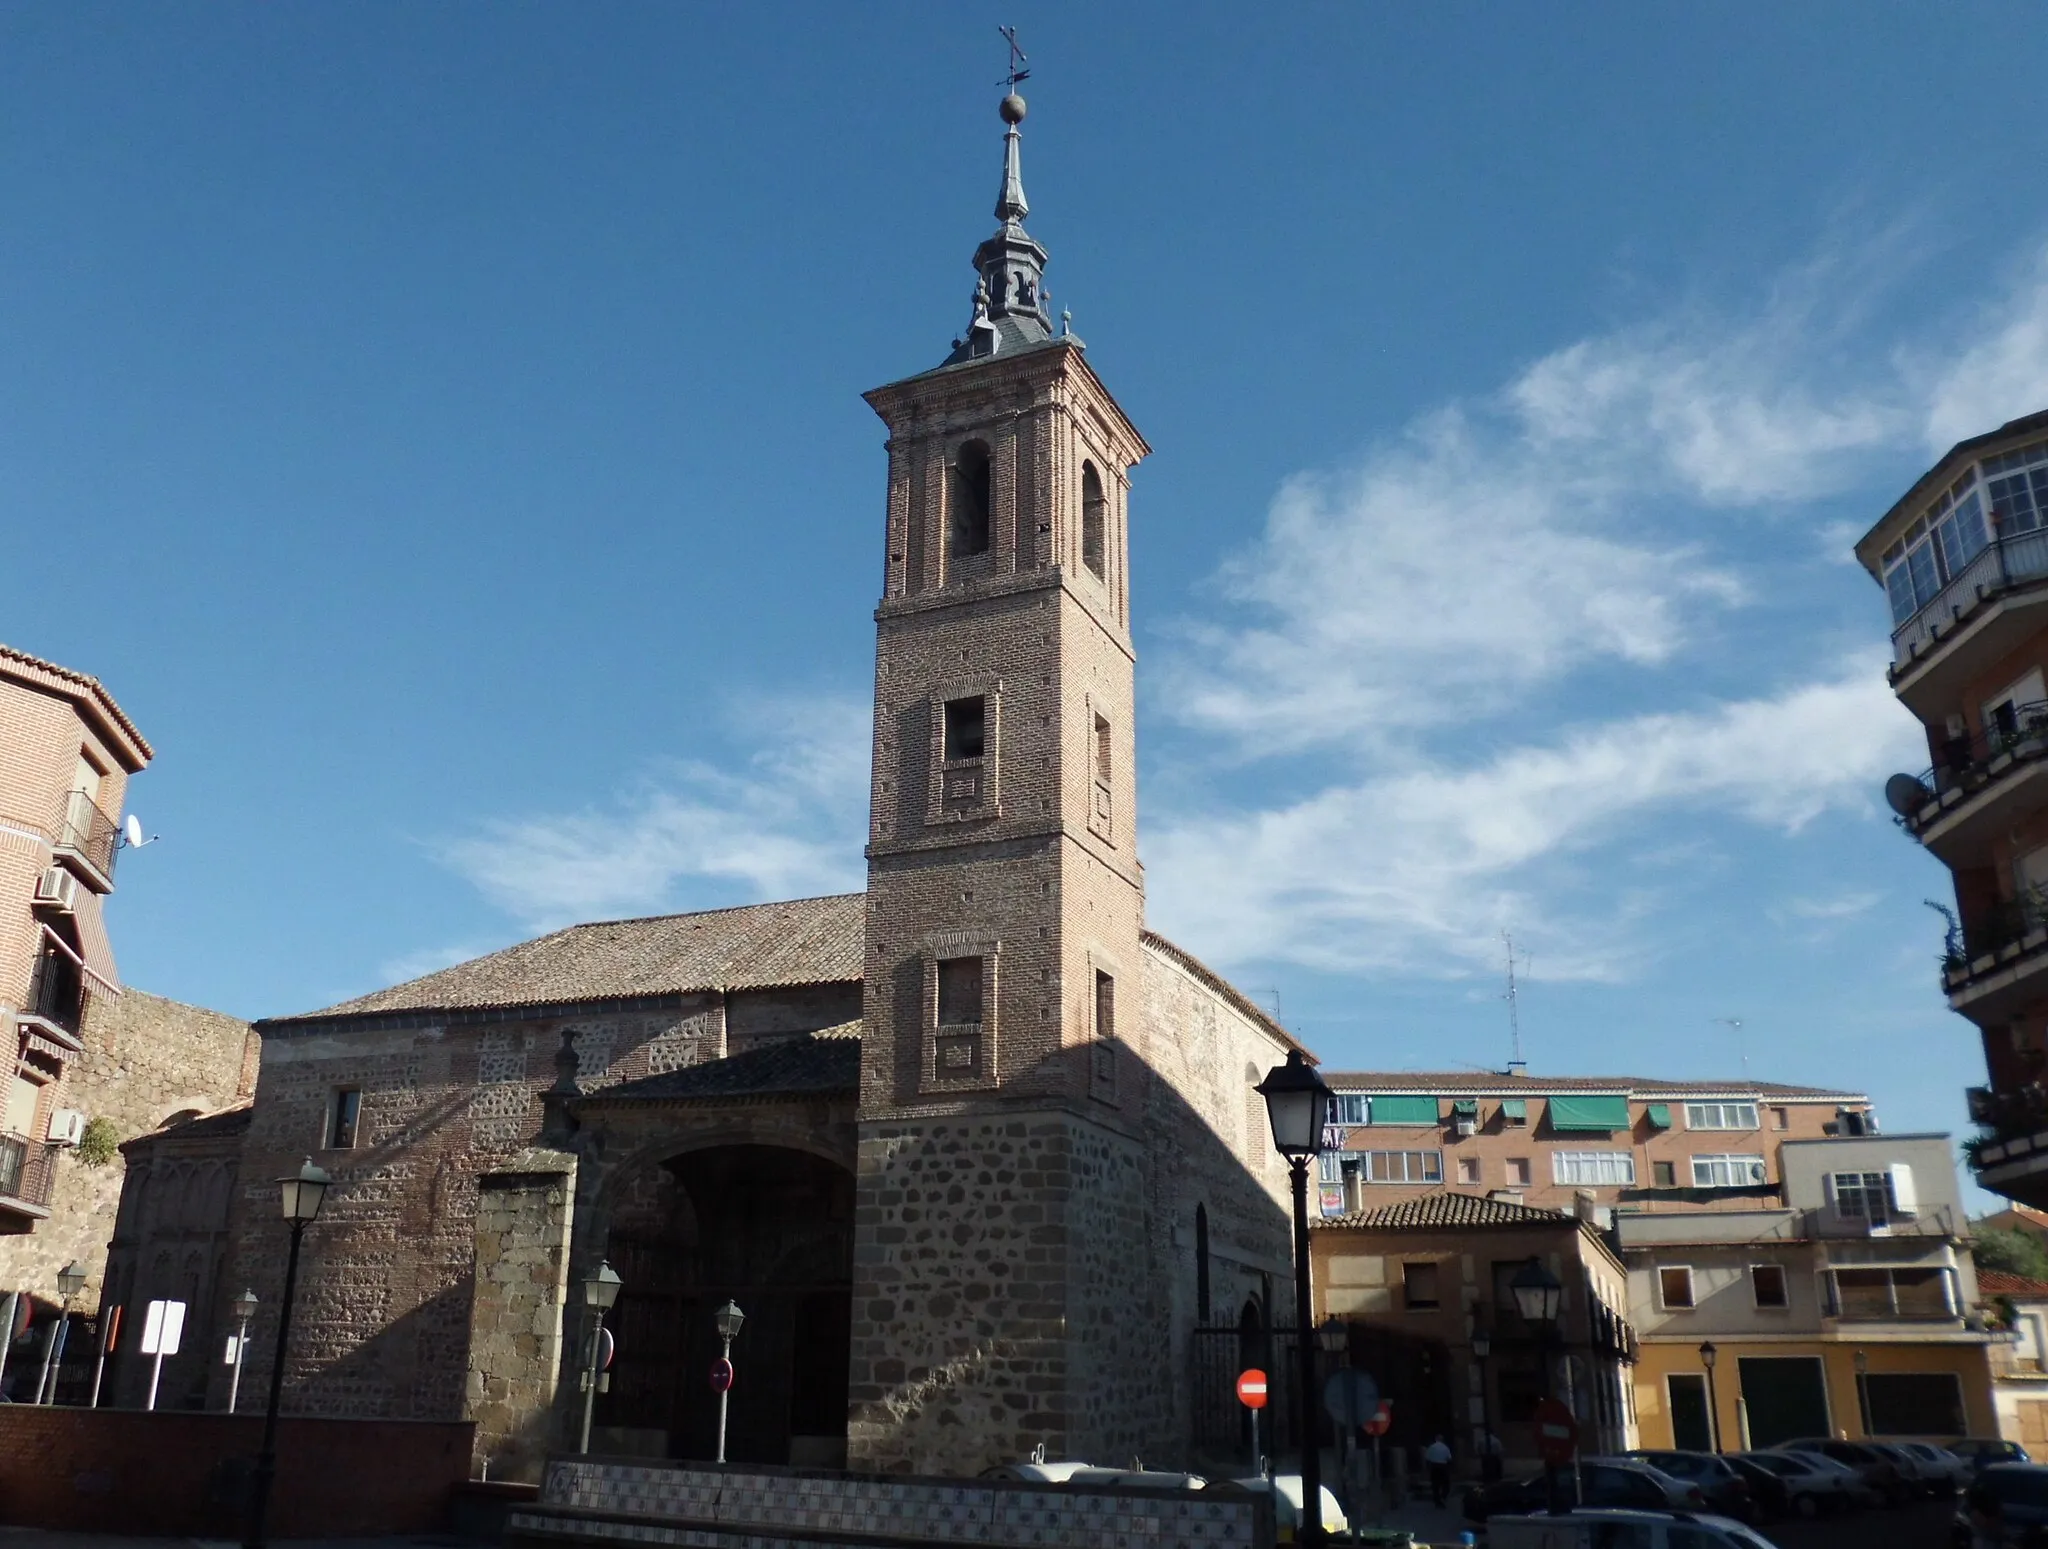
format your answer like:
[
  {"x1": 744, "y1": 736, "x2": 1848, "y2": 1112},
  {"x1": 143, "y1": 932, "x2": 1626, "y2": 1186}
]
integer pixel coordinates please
[
  {"x1": 1714, "y1": 1017, "x2": 1748, "y2": 1079},
  {"x1": 997, "y1": 24, "x2": 1031, "y2": 94},
  {"x1": 1264, "y1": 987, "x2": 1282, "y2": 1021},
  {"x1": 1502, "y1": 932, "x2": 1526, "y2": 1074}
]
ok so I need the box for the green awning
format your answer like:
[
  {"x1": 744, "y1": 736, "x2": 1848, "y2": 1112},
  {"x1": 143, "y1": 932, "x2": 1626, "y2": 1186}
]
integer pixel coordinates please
[
  {"x1": 1451, "y1": 1099, "x2": 1480, "y2": 1117},
  {"x1": 1645, "y1": 1103, "x2": 1672, "y2": 1129},
  {"x1": 1548, "y1": 1094, "x2": 1630, "y2": 1132},
  {"x1": 1500, "y1": 1098, "x2": 1528, "y2": 1121},
  {"x1": 1370, "y1": 1095, "x2": 1439, "y2": 1125}
]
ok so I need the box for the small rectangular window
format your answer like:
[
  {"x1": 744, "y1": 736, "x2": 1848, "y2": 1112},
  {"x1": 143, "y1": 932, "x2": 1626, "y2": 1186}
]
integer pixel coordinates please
[
  {"x1": 1552, "y1": 1150, "x2": 1636, "y2": 1186},
  {"x1": 1094, "y1": 970, "x2": 1115, "y2": 1041},
  {"x1": 1332, "y1": 1094, "x2": 1368, "y2": 1125},
  {"x1": 1653, "y1": 1161, "x2": 1676, "y2": 1187},
  {"x1": 329, "y1": 1087, "x2": 362, "y2": 1150},
  {"x1": 1771, "y1": 1106, "x2": 1789, "y2": 1131},
  {"x1": 943, "y1": 696, "x2": 986, "y2": 761},
  {"x1": 1684, "y1": 1102, "x2": 1760, "y2": 1131},
  {"x1": 1094, "y1": 713, "x2": 1112, "y2": 785},
  {"x1": 1366, "y1": 1150, "x2": 1442, "y2": 1184},
  {"x1": 1457, "y1": 1156, "x2": 1482, "y2": 1185},
  {"x1": 937, "y1": 957, "x2": 983, "y2": 1025},
  {"x1": 1505, "y1": 1157, "x2": 1531, "y2": 1186},
  {"x1": 1752, "y1": 1264, "x2": 1789, "y2": 1309},
  {"x1": 1692, "y1": 1153, "x2": 1766, "y2": 1188},
  {"x1": 1403, "y1": 1261, "x2": 1440, "y2": 1310},
  {"x1": 1659, "y1": 1266, "x2": 1695, "y2": 1309}
]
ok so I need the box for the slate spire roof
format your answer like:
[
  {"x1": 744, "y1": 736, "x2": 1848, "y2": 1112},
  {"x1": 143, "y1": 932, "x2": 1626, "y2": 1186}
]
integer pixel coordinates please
[{"x1": 943, "y1": 90, "x2": 1055, "y2": 366}]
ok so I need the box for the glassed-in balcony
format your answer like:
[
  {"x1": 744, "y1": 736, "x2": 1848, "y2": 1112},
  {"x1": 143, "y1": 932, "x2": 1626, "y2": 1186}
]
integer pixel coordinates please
[{"x1": 52, "y1": 788, "x2": 118, "y2": 889}]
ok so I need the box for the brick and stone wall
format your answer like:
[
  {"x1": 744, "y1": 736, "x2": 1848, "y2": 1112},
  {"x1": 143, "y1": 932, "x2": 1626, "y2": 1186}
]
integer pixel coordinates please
[{"x1": 468, "y1": 1148, "x2": 577, "y2": 1481}]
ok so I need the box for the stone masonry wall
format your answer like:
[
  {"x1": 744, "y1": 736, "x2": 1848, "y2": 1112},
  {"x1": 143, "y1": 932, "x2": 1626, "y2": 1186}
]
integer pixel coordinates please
[
  {"x1": 468, "y1": 1149, "x2": 576, "y2": 1482},
  {"x1": 0, "y1": 988, "x2": 255, "y2": 1312}
]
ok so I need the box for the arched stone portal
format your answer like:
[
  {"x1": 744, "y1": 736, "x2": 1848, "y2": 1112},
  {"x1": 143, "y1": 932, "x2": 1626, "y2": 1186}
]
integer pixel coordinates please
[{"x1": 594, "y1": 1144, "x2": 854, "y2": 1467}]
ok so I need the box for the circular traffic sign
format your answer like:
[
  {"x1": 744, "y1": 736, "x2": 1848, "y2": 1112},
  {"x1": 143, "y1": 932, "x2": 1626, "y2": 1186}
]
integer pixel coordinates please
[
  {"x1": 1533, "y1": 1397, "x2": 1578, "y2": 1466},
  {"x1": 1235, "y1": 1368, "x2": 1269, "y2": 1410},
  {"x1": 709, "y1": 1356, "x2": 735, "y2": 1393},
  {"x1": 597, "y1": 1327, "x2": 615, "y2": 1371},
  {"x1": 1323, "y1": 1368, "x2": 1380, "y2": 1428},
  {"x1": 1363, "y1": 1399, "x2": 1392, "y2": 1437}
]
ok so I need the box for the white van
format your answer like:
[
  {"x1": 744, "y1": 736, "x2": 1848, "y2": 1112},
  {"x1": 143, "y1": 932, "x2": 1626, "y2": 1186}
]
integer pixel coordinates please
[{"x1": 1485, "y1": 1509, "x2": 1779, "y2": 1549}]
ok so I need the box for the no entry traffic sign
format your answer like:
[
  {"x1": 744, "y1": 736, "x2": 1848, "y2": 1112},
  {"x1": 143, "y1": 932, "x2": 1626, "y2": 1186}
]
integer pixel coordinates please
[
  {"x1": 1533, "y1": 1396, "x2": 1579, "y2": 1466},
  {"x1": 710, "y1": 1356, "x2": 735, "y2": 1393},
  {"x1": 1362, "y1": 1399, "x2": 1392, "y2": 1437},
  {"x1": 1235, "y1": 1368, "x2": 1268, "y2": 1410}
]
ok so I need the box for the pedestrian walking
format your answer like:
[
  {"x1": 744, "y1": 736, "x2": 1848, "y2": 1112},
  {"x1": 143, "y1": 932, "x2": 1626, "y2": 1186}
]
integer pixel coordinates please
[{"x1": 1423, "y1": 1434, "x2": 1453, "y2": 1508}]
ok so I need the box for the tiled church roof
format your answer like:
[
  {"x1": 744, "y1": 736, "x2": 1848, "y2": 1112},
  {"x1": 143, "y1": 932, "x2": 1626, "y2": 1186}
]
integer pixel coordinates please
[
  {"x1": 1312, "y1": 1191, "x2": 1576, "y2": 1231},
  {"x1": 278, "y1": 893, "x2": 866, "y2": 1022}
]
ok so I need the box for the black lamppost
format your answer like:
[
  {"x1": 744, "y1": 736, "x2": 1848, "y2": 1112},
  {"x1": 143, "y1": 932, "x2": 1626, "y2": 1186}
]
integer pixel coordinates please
[
  {"x1": 244, "y1": 1159, "x2": 332, "y2": 1549},
  {"x1": 713, "y1": 1299, "x2": 746, "y2": 1465},
  {"x1": 1698, "y1": 1341, "x2": 1723, "y2": 1452},
  {"x1": 34, "y1": 1261, "x2": 86, "y2": 1404},
  {"x1": 1470, "y1": 1325, "x2": 1496, "y2": 1475},
  {"x1": 1509, "y1": 1256, "x2": 1566, "y2": 1515},
  {"x1": 1257, "y1": 1048, "x2": 1335, "y2": 1548},
  {"x1": 577, "y1": 1262, "x2": 623, "y2": 1454}
]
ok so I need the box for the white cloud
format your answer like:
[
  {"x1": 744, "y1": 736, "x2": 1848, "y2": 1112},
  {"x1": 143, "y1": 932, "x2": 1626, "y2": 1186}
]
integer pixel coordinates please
[
  {"x1": 1924, "y1": 243, "x2": 2048, "y2": 451},
  {"x1": 1774, "y1": 891, "x2": 1884, "y2": 923},
  {"x1": 435, "y1": 694, "x2": 869, "y2": 929},
  {"x1": 1146, "y1": 656, "x2": 1922, "y2": 982}
]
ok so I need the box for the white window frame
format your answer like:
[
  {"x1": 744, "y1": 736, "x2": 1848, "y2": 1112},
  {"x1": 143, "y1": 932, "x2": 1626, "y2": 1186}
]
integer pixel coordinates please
[
  {"x1": 1552, "y1": 1150, "x2": 1636, "y2": 1186},
  {"x1": 1504, "y1": 1156, "x2": 1532, "y2": 1186},
  {"x1": 1331, "y1": 1094, "x2": 1369, "y2": 1125},
  {"x1": 1691, "y1": 1153, "x2": 1766, "y2": 1187},
  {"x1": 1658, "y1": 1265, "x2": 1696, "y2": 1310},
  {"x1": 1318, "y1": 1152, "x2": 1346, "y2": 1184},
  {"x1": 1683, "y1": 1101, "x2": 1760, "y2": 1131},
  {"x1": 1366, "y1": 1149, "x2": 1442, "y2": 1185},
  {"x1": 1830, "y1": 1170, "x2": 1898, "y2": 1225}
]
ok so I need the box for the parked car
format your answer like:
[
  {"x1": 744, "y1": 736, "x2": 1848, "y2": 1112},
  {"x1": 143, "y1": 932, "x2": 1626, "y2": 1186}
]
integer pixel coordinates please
[
  {"x1": 1775, "y1": 1438, "x2": 1912, "y2": 1505},
  {"x1": 1731, "y1": 1450, "x2": 1854, "y2": 1517},
  {"x1": 1463, "y1": 1460, "x2": 1708, "y2": 1522},
  {"x1": 1876, "y1": 1440, "x2": 1967, "y2": 1496},
  {"x1": 1486, "y1": 1508, "x2": 1780, "y2": 1548},
  {"x1": 1953, "y1": 1438, "x2": 2034, "y2": 1473},
  {"x1": 1222, "y1": 1475, "x2": 1346, "y2": 1543},
  {"x1": 1623, "y1": 1452, "x2": 1756, "y2": 1522},
  {"x1": 1952, "y1": 1463, "x2": 2048, "y2": 1547}
]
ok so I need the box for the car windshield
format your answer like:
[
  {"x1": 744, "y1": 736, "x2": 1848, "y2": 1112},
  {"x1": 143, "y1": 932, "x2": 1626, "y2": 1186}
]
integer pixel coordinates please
[{"x1": 1987, "y1": 1469, "x2": 2048, "y2": 1508}]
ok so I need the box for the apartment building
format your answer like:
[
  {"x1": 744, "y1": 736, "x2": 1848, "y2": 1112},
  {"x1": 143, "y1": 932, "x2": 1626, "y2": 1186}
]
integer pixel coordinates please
[
  {"x1": 1621, "y1": 1133, "x2": 1995, "y2": 1450},
  {"x1": 0, "y1": 644, "x2": 252, "y2": 1375},
  {"x1": 1314, "y1": 1071, "x2": 1871, "y2": 1218},
  {"x1": 1855, "y1": 410, "x2": 2048, "y2": 1209},
  {"x1": 1978, "y1": 1268, "x2": 2048, "y2": 1446}
]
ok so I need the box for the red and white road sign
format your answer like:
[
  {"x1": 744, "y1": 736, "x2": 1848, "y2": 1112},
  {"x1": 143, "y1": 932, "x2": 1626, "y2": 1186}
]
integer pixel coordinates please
[
  {"x1": 1235, "y1": 1368, "x2": 1268, "y2": 1410},
  {"x1": 1533, "y1": 1397, "x2": 1579, "y2": 1466},
  {"x1": 709, "y1": 1357, "x2": 735, "y2": 1393},
  {"x1": 1363, "y1": 1399, "x2": 1393, "y2": 1437}
]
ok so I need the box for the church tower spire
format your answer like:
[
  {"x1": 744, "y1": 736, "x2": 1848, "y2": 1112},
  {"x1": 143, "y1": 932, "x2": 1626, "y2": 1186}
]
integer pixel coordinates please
[{"x1": 947, "y1": 89, "x2": 1054, "y2": 364}]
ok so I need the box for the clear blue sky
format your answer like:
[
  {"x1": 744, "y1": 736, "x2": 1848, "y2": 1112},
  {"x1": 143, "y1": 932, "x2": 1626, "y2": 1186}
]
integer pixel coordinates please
[{"x1": 10, "y1": 4, "x2": 2048, "y2": 1176}]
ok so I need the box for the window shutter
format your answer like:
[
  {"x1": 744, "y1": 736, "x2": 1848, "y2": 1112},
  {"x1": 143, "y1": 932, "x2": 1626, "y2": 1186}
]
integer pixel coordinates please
[{"x1": 1888, "y1": 1163, "x2": 1919, "y2": 1216}]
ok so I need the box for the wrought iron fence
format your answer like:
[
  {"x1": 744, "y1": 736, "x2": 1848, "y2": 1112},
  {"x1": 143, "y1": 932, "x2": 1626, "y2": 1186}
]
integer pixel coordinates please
[
  {"x1": 0, "y1": 1133, "x2": 55, "y2": 1208},
  {"x1": 55, "y1": 788, "x2": 119, "y2": 881}
]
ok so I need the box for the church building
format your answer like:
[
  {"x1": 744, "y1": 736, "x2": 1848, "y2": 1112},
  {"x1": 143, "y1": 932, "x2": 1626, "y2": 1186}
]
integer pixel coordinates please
[{"x1": 110, "y1": 88, "x2": 1304, "y2": 1480}]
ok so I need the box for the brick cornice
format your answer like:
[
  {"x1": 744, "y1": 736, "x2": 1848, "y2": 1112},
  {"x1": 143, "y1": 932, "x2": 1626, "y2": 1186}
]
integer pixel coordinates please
[{"x1": 0, "y1": 643, "x2": 153, "y2": 768}]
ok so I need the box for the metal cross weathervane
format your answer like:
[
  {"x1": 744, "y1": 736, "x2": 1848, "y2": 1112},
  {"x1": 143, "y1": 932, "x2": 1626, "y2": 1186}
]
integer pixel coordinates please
[{"x1": 998, "y1": 25, "x2": 1030, "y2": 92}]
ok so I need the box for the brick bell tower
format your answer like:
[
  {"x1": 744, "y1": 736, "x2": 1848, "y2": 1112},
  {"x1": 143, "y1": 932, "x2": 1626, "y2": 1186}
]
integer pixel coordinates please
[{"x1": 848, "y1": 84, "x2": 1158, "y2": 1473}]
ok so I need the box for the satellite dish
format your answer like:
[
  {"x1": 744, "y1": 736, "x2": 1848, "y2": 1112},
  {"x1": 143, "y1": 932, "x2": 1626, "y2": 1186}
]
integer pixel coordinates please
[
  {"x1": 1885, "y1": 773, "x2": 1932, "y2": 818},
  {"x1": 124, "y1": 814, "x2": 144, "y2": 848}
]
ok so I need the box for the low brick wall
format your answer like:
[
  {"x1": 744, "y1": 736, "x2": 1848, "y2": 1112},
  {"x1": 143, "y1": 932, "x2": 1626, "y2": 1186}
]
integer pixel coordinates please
[{"x1": 0, "y1": 1406, "x2": 475, "y2": 1537}]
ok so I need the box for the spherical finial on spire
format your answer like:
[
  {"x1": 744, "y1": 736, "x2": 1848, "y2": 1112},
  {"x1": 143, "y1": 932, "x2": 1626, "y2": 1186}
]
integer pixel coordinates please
[{"x1": 1000, "y1": 92, "x2": 1027, "y2": 125}]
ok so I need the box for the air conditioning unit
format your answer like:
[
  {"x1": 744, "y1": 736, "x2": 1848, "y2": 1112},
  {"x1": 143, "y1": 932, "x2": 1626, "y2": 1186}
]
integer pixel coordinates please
[
  {"x1": 47, "y1": 1109, "x2": 86, "y2": 1147},
  {"x1": 33, "y1": 867, "x2": 81, "y2": 912}
]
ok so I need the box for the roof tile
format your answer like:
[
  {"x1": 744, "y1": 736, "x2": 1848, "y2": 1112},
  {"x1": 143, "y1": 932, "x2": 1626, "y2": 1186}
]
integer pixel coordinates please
[
  {"x1": 1312, "y1": 1192, "x2": 1576, "y2": 1231},
  {"x1": 1319, "y1": 1071, "x2": 1857, "y2": 1100}
]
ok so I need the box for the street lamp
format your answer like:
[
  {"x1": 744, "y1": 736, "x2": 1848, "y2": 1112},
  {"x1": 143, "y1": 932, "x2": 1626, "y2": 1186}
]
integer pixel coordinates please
[
  {"x1": 244, "y1": 1159, "x2": 331, "y2": 1549},
  {"x1": 1257, "y1": 1048, "x2": 1335, "y2": 1549},
  {"x1": 577, "y1": 1262, "x2": 623, "y2": 1454},
  {"x1": 713, "y1": 1299, "x2": 745, "y2": 1465},
  {"x1": 1470, "y1": 1324, "x2": 1497, "y2": 1481},
  {"x1": 1853, "y1": 1348, "x2": 1871, "y2": 1435},
  {"x1": 1698, "y1": 1341, "x2": 1722, "y2": 1452},
  {"x1": 228, "y1": 1290, "x2": 259, "y2": 1413},
  {"x1": 35, "y1": 1262, "x2": 87, "y2": 1404},
  {"x1": 1510, "y1": 1257, "x2": 1568, "y2": 1514}
]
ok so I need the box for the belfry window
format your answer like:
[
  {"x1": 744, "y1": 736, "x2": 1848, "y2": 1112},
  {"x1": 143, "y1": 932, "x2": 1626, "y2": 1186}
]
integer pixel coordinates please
[
  {"x1": 328, "y1": 1087, "x2": 362, "y2": 1149},
  {"x1": 952, "y1": 441, "x2": 992, "y2": 559},
  {"x1": 938, "y1": 957, "x2": 984, "y2": 1026},
  {"x1": 1081, "y1": 462, "x2": 1106, "y2": 578},
  {"x1": 943, "y1": 696, "x2": 986, "y2": 761}
]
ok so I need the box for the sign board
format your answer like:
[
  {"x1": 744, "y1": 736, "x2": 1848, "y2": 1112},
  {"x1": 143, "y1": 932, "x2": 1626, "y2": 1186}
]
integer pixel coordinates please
[
  {"x1": 1322, "y1": 1367, "x2": 1379, "y2": 1428},
  {"x1": 1235, "y1": 1368, "x2": 1268, "y2": 1410},
  {"x1": 1533, "y1": 1396, "x2": 1578, "y2": 1466},
  {"x1": 140, "y1": 1299, "x2": 186, "y2": 1357},
  {"x1": 221, "y1": 1334, "x2": 242, "y2": 1365},
  {"x1": 597, "y1": 1327, "x2": 615, "y2": 1371},
  {"x1": 1363, "y1": 1399, "x2": 1392, "y2": 1437},
  {"x1": 709, "y1": 1356, "x2": 734, "y2": 1393},
  {"x1": 1317, "y1": 1185, "x2": 1347, "y2": 1217}
]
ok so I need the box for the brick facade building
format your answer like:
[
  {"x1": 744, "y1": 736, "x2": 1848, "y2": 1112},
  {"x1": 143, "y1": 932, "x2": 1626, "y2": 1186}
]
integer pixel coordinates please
[{"x1": 118, "y1": 93, "x2": 1305, "y2": 1479}]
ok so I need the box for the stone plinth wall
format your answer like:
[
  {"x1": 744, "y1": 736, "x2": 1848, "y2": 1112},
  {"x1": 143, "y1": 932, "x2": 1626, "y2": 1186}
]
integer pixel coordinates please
[
  {"x1": 509, "y1": 1456, "x2": 1270, "y2": 1549},
  {"x1": 0, "y1": 1406, "x2": 473, "y2": 1536},
  {"x1": 468, "y1": 1149, "x2": 577, "y2": 1482}
]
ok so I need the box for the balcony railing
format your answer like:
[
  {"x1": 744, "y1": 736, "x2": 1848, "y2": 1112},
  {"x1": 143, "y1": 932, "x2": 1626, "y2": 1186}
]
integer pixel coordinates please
[
  {"x1": 53, "y1": 788, "x2": 118, "y2": 884},
  {"x1": 1893, "y1": 527, "x2": 2048, "y2": 671},
  {"x1": 0, "y1": 1132, "x2": 55, "y2": 1211},
  {"x1": 1903, "y1": 701, "x2": 2048, "y2": 830},
  {"x1": 25, "y1": 945, "x2": 83, "y2": 1036}
]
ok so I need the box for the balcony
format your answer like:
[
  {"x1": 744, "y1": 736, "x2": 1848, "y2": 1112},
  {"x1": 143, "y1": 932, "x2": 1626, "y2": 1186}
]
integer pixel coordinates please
[
  {"x1": 1964, "y1": 1087, "x2": 2048, "y2": 1207},
  {"x1": 1900, "y1": 702, "x2": 2048, "y2": 865},
  {"x1": 22, "y1": 944, "x2": 83, "y2": 1046},
  {"x1": 52, "y1": 788, "x2": 118, "y2": 890},
  {"x1": 1890, "y1": 528, "x2": 2048, "y2": 717},
  {"x1": 0, "y1": 1132, "x2": 55, "y2": 1221},
  {"x1": 1942, "y1": 893, "x2": 2048, "y2": 1022}
]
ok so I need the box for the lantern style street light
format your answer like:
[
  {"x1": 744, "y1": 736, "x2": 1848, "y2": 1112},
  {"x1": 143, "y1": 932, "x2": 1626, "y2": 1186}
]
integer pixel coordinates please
[
  {"x1": 578, "y1": 1262, "x2": 624, "y2": 1454},
  {"x1": 1853, "y1": 1347, "x2": 1871, "y2": 1435},
  {"x1": 1509, "y1": 1257, "x2": 1568, "y2": 1514},
  {"x1": 228, "y1": 1290, "x2": 259, "y2": 1414},
  {"x1": 1256, "y1": 1049, "x2": 1335, "y2": 1548},
  {"x1": 245, "y1": 1159, "x2": 332, "y2": 1549},
  {"x1": 34, "y1": 1262, "x2": 87, "y2": 1404},
  {"x1": 714, "y1": 1299, "x2": 746, "y2": 1465},
  {"x1": 1698, "y1": 1341, "x2": 1723, "y2": 1452}
]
